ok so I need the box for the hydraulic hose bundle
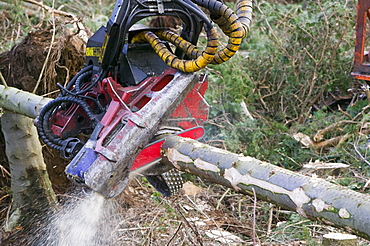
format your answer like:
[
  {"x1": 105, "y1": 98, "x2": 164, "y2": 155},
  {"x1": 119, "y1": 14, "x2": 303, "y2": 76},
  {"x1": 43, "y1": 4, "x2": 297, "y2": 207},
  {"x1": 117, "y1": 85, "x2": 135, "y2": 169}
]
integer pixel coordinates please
[
  {"x1": 131, "y1": 0, "x2": 253, "y2": 72},
  {"x1": 36, "y1": 65, "x2": 101, "y2": 158}
]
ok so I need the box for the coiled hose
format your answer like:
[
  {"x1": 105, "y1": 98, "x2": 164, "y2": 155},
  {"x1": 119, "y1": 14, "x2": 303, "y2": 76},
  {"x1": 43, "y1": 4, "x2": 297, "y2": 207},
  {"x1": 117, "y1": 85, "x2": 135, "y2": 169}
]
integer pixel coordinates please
[
  {"x1": 37, "y1": 96, "x2": 98, "y2": 150},
  {"x1": 131, "y1": 0, "x2": 253, "y2": 72},
  {"x1": 133, "y1": 27, "x2": 219, "y2": 72},
  {"x1": 193, "y1": 0, "x2": 251, "y2": 64}
]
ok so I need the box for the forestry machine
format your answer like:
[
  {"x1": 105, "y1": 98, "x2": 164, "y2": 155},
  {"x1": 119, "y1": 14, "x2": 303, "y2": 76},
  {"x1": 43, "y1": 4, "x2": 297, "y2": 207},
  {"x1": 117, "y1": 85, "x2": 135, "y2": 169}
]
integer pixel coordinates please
[
  {"x1": 36, "y1": 0, "x2": 252, "y2": 198},
  {"x1": 352, "y1": 0, "x2": 370, "y2": 82}
]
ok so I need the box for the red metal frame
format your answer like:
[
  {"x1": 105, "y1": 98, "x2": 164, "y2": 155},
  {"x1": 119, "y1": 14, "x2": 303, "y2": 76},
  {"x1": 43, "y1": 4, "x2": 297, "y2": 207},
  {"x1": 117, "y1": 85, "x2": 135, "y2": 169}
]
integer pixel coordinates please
[
  {"x1": 130, "y1": 126, "x2": 205, "y2": 171},
  {"x1": 351, "y1": 0, "x2": 370, "y2": 81}
]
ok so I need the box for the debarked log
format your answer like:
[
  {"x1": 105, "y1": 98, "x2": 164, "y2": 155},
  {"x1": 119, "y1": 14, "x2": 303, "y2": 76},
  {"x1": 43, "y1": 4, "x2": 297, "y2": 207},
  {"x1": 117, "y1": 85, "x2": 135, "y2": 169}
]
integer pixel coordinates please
[{"x1": 161, "y1": 136, "x2": 370, "y2": 240}]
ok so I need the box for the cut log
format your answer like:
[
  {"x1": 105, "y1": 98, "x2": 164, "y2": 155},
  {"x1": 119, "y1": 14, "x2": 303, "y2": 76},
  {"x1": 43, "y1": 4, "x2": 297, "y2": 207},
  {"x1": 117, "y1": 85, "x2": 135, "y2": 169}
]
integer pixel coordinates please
[
  {"x1": 161, "y1": 136, "x2": 370, "y2": 240},
  {"x1": 0, "y1": 84, "x2": 369, "y2": 241},
  {"x1": 0, "y1": 85, "x2": 52, "y2": 119}
]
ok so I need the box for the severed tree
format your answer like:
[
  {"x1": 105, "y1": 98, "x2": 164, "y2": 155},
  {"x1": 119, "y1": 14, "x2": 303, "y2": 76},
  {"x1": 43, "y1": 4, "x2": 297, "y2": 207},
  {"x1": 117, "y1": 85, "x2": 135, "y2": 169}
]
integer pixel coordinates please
[{"x1": 1, "y1": 112, "x2": 56, "y2": 230}]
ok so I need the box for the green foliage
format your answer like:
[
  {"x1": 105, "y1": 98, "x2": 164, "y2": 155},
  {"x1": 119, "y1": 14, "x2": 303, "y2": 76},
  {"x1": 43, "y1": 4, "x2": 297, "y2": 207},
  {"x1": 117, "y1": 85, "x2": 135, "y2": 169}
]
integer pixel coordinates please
[
  {"x1": 243, "y1": 0, "x2": 356, "y2": 119},
  {"x1": 207, "y1": 54, "x2": 256, "y2": 104},
  {"x1": 205, "y1": 111, "x2": 311, "y2": 169},
  {"x1": 0, "y1": 1, "x2": 38, "y2": 51},
  {"x1": 205, "y1": 0, "x2": 359, "y2": 172},
  {"x1": 270, "y1": 214, "x2": 319, "y2": 245},
  {"x1": 150, "y1": 191, "x2": 163, "y2": 204}
]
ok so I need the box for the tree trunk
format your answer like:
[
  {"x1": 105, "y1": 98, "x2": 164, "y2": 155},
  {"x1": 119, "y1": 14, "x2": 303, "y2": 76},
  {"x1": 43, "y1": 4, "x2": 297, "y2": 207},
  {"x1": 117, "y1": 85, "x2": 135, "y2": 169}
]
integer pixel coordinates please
[
  {"x1": 1, "y1": 111, "x2": 56, "y2": 231},
  {"x1": 161, "y1": 136, "x2": 370, "y2": 240}
]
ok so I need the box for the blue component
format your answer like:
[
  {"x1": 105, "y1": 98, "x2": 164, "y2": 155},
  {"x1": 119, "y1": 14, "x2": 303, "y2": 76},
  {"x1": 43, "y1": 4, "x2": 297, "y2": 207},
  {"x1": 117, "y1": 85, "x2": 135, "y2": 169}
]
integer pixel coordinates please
[
  {"x1": 65, "y1": 123, "x2": 103, "y2": 182},
  {"x1": 65, "y1": 145, "x2": 98, "y2": 182}
]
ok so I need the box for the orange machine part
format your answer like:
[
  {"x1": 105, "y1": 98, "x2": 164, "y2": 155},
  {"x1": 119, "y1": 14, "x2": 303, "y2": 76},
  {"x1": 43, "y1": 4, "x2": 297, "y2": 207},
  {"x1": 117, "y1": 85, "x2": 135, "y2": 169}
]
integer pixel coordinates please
[{"x1": 352, "y1": 0, "x2": 370, "y2": 81}]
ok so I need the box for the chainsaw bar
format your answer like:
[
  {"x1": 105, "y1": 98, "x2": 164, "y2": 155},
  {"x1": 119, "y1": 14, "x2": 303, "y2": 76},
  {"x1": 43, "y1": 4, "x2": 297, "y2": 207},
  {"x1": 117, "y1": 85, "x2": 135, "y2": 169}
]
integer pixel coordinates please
[{"x1": 130, "y1": 126, "x2": 205, "y2": 174}]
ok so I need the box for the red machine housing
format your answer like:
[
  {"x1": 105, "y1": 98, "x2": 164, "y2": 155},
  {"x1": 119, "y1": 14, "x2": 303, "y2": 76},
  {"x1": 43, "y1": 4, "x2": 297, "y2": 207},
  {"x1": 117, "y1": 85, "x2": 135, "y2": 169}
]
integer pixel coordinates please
[{"x1": 49, "y1": 68, "x2": 209, "y2": 175}]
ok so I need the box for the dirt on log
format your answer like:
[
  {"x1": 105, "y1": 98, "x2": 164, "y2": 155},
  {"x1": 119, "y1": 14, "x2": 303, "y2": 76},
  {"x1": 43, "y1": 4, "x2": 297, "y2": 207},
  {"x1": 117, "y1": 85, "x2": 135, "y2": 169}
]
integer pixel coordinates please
[{"x1": 0, "y1": 27, "x2": 86, "y2": 194}]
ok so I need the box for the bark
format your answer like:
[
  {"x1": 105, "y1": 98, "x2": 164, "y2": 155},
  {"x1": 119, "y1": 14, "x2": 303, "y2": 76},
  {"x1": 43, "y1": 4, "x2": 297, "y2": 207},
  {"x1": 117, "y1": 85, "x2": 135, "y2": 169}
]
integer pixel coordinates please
[
  {"x1": 1, "y1": 111, "x2": 56, "y2": 230},
  {"x1": 0, "y1": 84, "x2": 52, "y2": 119},
  {"x1": 0, "y1": 85, "x2": 56, "y2": 229},
  {"x1": 161, "y1": 136, "x2": 370, "y2": 240}
]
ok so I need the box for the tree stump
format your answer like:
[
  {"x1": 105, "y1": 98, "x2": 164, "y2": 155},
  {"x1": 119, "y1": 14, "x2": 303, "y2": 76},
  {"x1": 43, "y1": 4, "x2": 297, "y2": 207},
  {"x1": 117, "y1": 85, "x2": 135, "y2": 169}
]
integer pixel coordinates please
[{"x1": 1, "y1": 111, "x2": 56, "y2": 230}]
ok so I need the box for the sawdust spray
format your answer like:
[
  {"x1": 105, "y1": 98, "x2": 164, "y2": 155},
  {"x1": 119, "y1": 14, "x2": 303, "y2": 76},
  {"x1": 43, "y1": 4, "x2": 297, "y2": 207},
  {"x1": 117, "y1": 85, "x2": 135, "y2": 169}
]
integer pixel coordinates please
[{"x1": 28, "y1": 190, "x2": 122, "y2": 246}]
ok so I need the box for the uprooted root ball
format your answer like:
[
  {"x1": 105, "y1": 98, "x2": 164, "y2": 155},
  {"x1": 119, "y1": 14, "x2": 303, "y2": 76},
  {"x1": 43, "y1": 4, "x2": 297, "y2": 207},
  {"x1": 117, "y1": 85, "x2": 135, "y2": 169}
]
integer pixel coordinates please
[{"x1": 0, "y1": 26, "x2": 87, "y2": 195}]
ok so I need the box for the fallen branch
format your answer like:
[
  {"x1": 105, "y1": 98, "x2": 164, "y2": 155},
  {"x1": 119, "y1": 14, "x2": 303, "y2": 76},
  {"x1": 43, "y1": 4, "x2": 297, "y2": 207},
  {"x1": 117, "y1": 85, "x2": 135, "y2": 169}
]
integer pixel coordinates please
[
  {"x1": 354, "y1": 105, "x2": 370, "y2": 121},
  {"x1": 21, "y1": 0, "x2": 87, "y2": 41},
  {"x1": 314, "y1": 120, "x2": 359, "y2": 142},
  {"x1": 22, "y1": 0, "x2": 79, "y2": 21},
  {"x1": 294, "y1": 128, "x2": 370, "y2": 152}
]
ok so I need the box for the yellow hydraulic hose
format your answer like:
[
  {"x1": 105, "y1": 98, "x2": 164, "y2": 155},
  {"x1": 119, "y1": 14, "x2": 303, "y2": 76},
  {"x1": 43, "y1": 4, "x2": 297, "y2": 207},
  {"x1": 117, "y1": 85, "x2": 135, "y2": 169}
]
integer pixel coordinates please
[
  {"x1": 131, "y1": 0, "x2": 253, "y2": 72},
  {"x1": 165, "y1": 0, "x2": 253, "y2": 66},
  {"x1": 132, "y1": 27, "x2": 219, "y2": 73},
  {"x1": 212, "y1": 9, "x2": 244, "y2": 64},
  {"x1": 155, "y1": 30, "x2": 203, "y2": 59},
  {"x1": 237, "y1": 0, "x2": 253, "y2": 36},
  {"x1": 207, "y1": 0, "x2": 253, "y2": 64},
  {"x1": 211, "y1": 0, "x2": 252, "y2": 38}
]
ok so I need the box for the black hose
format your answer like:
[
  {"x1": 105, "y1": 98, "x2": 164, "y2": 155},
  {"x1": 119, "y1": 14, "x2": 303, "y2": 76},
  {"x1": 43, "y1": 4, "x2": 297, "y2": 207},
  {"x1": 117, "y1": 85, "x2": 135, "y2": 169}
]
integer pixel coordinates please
[
  {"x1": 37, "y1": 96, "x2": 99, "y2": 151},
  {"x1": 174, "y1": 0, "x2": 213, "y2": 31},
  {"x1": 75, "y1": 70, "x2": 93, "y2": 92},
  {"x1": 73, "y1": 70, "x2": 108, "y2": 96},
  {"x1": 65, "y1": 65, "x2": 94, "y2": 91}
]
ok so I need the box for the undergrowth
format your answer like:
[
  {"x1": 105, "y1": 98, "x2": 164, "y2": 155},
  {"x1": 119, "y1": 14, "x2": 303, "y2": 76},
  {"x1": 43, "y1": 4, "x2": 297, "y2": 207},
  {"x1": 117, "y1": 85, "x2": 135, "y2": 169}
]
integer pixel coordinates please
[
  {"x1": 0, "y1": 0, "x2": 115, "y2": 53},
  {"x1": 204, "y1": 0, "x2": 370, "y2": 242},
  {"x1": 205, "y1": 0, "x2": 369, "y2": 177}
]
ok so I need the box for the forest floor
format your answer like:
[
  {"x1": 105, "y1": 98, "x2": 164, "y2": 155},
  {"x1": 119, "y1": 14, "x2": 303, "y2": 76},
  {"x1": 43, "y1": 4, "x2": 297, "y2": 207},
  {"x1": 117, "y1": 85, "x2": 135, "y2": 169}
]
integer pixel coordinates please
[{"x1": 2, "y1": 175, "x2": 362, "y2": 246}]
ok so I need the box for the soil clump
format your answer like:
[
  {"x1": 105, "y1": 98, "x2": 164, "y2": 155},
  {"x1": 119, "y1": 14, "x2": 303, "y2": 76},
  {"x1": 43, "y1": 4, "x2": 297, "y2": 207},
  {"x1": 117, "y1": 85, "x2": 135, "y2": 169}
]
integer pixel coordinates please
[{"x1": 0, "y1": 27, "x2": 86, "y2": 195}]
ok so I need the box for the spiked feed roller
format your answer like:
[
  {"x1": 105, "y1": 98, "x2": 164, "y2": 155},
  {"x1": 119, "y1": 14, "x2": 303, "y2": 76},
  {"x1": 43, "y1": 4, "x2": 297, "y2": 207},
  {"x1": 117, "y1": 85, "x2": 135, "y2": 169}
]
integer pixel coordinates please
[{"x1": 36, "y1": 0, "x2": 253, "y2": 198}]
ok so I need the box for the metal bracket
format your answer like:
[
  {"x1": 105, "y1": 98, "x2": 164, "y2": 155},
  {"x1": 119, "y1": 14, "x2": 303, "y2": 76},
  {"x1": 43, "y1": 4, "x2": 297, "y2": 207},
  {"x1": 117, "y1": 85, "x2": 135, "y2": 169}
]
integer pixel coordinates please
[{"x1": 157, "y1": 0, "x2": 164, "y2": 14}]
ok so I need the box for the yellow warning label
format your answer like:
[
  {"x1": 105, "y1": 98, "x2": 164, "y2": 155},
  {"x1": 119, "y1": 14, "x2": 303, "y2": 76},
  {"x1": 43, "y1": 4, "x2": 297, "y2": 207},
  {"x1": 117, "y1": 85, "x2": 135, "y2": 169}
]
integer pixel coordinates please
[
  {"x1": 99, "y1": 34, "x2": 109, "y2": 63},
  {"x1": 86, "y1": 47, "x2": 102, "y2": 57}
]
